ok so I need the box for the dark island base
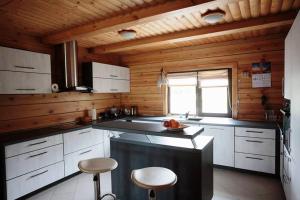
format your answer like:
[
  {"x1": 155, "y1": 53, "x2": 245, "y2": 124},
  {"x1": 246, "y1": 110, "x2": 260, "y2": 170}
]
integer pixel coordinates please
[{"x1": 111, "y1": 140, "x2": 213, "y2": 200}]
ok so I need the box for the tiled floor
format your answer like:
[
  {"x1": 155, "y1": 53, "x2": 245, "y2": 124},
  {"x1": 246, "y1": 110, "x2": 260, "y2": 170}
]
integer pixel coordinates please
[{"x1": 27, "y1": 168, "x2": 285, "y2": 200}]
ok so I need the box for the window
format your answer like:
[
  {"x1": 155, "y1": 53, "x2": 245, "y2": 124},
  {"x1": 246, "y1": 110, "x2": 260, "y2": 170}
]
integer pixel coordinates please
[
  {"x1": 168, "y1": 69, "x2": 231, "y2": 117},
  {"x1": 168, "y1": 73, "x2": 197, "y2": 115}
]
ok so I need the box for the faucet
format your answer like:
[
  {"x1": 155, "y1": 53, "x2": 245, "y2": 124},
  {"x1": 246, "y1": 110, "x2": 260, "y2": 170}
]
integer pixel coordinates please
[{"x1": 185, "y1": 111, "x2": 189, "y2": 119}]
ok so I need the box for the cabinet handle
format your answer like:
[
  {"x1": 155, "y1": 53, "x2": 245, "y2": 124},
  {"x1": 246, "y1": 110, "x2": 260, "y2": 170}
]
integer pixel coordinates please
[
  {"x1": 110, "y1": 89, "x2": 118, "y2": 92},
  {"x1": 27, "y1": 170, "x2": 48, "y2": 180},
  {"x1": 28, "y1": 151, "x2": 48, "y2": 158},
  {"x1": 79, "y1": 150, "x2": 92, "y2": 155},
  {"x1": 78, "y1": 130, "x2": 90, "y2": 135},
  {"x1": 16, "y1": 88, "x2": 36, "y2": 91},
  {"x1": 27, "y1": 140, "x2": 47, "y2": 146},
  {"x1": 110, "y1": 75, "x2": 118, "y2": 78},
  {"x1": 245, "y1": 140, "x2": 264, "y2": 143},
  {"x1": 246, "y1": 130, "x2": 263, "y2": 133},
  {"x1": 15, "y1": 65, "x2": 35, "y2": 70},
  {"x1": 209, "y1": 128, "x2": 224, "y2": 130},
  {"x1": 245, "y1": 156, "x2": 263, "y2": 160}
]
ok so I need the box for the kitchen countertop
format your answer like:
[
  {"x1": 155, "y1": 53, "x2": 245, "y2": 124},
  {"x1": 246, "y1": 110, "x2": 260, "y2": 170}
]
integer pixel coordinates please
[
  {"x1": 93, "y1": 120, "x2": 203, "y2": 139},
  {"x1": 0, "y1": 116, "x2": 278, "y2": 146},
  {"x1": 126, "y1": 116, "x2": 279, "y2": 129}
]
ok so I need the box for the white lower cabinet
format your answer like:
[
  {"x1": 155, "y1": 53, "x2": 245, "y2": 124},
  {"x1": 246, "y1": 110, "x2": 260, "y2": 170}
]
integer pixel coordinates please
[
  {"x1": 64, "y1": 144, "x2": 104, "y2": 176},
  {"x1": 6, "y1": 161, "x2": 64, "y2": 200},
  {"x1": 235, "y1": 153, "x2": 275, "y2": 174},
  {"x1": 235, "y1": 137, "x2": 275, "y2": 156},
  {"x1": 6, "y1": 144, "x2": 63, "y2": 180},
  {"x1": 234, "y1": 127, "x2": 276, "y2": 174},
  {"x1": 201, "y1": 125, "x2": 234, "y2": 167}
]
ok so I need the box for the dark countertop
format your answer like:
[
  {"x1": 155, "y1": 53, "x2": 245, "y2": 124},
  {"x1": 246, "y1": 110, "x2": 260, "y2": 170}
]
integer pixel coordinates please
[
  {"x1": 93, "y1": 120, "x2": 203, "y2": 139},
  {"x1": 126, "y1": 116, "x2": 279, "y2": 129},
  {"x1": 0, "y1": 115, "x2": 278, "y2": 146}
]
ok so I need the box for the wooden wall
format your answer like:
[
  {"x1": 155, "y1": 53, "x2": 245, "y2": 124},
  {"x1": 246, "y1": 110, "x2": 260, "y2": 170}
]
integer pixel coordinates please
[
  {"x1": 0, "y1": 32, "x2": 121, "y2": 133},
  {"x1": 120, "y1": 34, "x2": 285, "y2": 121}
]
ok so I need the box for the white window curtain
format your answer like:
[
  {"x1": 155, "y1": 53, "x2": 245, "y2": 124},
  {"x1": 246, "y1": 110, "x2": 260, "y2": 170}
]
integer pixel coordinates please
[
  {"x1": 167, "y1": 72, "x2": 197, "y2": 86},
  {"x1": 198, "y1": 69, "x2": 229, "y2": 88}
]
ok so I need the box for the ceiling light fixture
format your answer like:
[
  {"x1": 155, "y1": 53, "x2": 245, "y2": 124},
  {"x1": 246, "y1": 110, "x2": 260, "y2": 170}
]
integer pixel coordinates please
[
  {"x1": 201, "y1": 8, "x2": 226, "y2": 24},
  {"x1": 118, "y1": 29, "x2": 137, "y2": 40}
]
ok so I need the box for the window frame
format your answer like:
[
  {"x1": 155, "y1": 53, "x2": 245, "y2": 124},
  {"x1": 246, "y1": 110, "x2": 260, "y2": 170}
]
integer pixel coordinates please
[{"x1": 168, "y1": 68, "x2": 232, "y2": 118}]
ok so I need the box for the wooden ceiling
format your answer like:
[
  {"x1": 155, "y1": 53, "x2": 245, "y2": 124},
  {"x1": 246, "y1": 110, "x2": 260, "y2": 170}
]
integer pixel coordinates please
[{"x1": 0, "y1": 0, "x2": 299, "y2": 54}]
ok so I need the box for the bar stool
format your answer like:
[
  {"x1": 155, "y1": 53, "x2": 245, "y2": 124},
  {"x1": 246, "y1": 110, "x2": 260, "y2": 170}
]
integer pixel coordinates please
[
  {"x1": 131, "y1": 167, "x2": 177, "y2": 200},
  {"x1": 78, "y1": 158, "x2": 118, "y2": 200}
]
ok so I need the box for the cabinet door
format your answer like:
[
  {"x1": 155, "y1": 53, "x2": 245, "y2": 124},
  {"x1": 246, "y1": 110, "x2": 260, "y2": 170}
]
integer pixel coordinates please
[
  {"x1": 93, "y1": 78, "x2": 130, "y2": 93},
  {"x1": 64, "y1": 144, "x2": 104, "y2": 176},
  {"x1": 118, "y1": 66, "x2": 130, "y2": 80},
  {"x1": 0, "y1": 71, "x2": 51, "y2": 94},
  {"x1": 201, "y1": 125, "x2": 234, "y2": 167},
  {"x1": 0, "y1": 46, "x2": 51, "y2": 74},
  {"x1": 6, "y1": 161, "x2": 64, "y2": 200},
  {"x1": 112, "y1": 79, "x2": 130, "y2": 93},
  {"x1": 63, "y1": 128, "x2": 103, "y2": 155}
]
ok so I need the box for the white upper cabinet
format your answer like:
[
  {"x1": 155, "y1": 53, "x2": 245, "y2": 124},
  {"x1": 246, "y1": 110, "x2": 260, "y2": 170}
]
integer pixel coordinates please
[
  {"x1": 0, "y1": 46, "x2": 52, "y2": 94},
  {"x1": 0, "y1": 46, "x2": 51, "y2": 74},
  {"x1": 92, "y1": 62, "x2": 130, "y2": 80},
  {"x1": 83, "y1": 62, "x2": 130, "y2": 93}
]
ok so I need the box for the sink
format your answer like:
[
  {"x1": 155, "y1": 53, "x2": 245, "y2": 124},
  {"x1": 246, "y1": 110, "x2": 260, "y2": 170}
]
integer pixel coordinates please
[{"x1": 187, "y1": 117, "x2": 202, "y2": 121}]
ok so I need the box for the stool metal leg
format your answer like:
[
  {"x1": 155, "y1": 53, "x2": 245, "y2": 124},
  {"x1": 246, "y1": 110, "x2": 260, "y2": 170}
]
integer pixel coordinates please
[
  {"x1": 148, "y1": 189, "x2": 156, "y2": 200},
  {"x1": 93, "y1": 173, "x2": 101, "y2": 200}
]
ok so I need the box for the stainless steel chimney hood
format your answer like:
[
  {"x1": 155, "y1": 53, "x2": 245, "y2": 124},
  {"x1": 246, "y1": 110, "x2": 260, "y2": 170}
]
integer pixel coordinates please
[{"x1": 60, "y1": 40, "x2": 91, "y2": 92}]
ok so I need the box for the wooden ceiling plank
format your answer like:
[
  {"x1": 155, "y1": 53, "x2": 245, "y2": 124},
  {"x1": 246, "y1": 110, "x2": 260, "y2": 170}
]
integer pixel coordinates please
[
  {"x1": 271, "y1": 0, "x2": 284, "y2": 13},
  {"x1": 91, "y1": 11, "x2": 296, "y2": 54},
  {"x1": 42, "y1": 0, "x2": 197, "y2": 44},
  {"x1": 293, "y1": 0, "x2": 300, "y2": 8},
  {"x1": 239, "y1": 0, "x2": 251, "y2": 19},
  {"x1": 249, "y1": 0, "x2": 260, "y2": 18},
  {"x1": 281, "y1": 0, "x2": 296, "y2": 11},
  {"x1": 228, "y1": 1, "x2": 242, "y2": 21},
  {"x1": 261, "y1": 0, "x2": 272, "y2": 16}
]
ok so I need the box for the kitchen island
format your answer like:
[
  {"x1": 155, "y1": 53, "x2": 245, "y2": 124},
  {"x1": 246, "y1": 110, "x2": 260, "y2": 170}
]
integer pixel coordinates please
[{"x1": 94, "y1": 120, "x2": 213, "y2": 200}]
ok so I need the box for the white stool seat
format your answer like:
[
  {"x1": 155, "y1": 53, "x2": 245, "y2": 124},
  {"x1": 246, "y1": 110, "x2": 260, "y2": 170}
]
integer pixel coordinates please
[
  {"x1": 131, "y1": 167, "x2": 177, "y2": 191},
  {"x1": 78, "y1": 158, "x2": 118, "y2": 174}
]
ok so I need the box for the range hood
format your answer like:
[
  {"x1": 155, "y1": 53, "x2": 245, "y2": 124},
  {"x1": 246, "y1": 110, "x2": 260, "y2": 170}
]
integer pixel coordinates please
[{"x1": 55, "y1": 40, "x2": 91, "y2": 92}]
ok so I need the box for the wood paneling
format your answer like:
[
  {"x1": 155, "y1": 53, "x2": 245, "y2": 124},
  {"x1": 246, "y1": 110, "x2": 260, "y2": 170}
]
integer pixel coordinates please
[
  {"x1": 0, "y1": 32, "x2": 121, "y2": 133},
  {"x1": 1, "y1": 0, "x2": 298, "y2": 50},
  {"x1": 120, "y1": 34, "x2": 285, "y2": 121}
]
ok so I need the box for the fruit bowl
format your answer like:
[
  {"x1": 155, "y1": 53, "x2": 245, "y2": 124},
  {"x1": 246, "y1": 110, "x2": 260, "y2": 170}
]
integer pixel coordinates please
[
  {"x1": 163, "y1": 119, "x2": 188, "y2": 132},
  {"x1": 166, "y1": 124, "x2": 188, "y2": 132}
]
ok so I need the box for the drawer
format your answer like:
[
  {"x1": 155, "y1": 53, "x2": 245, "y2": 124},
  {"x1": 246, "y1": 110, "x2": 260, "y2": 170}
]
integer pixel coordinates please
[
  {"x1": 235, "y1": 137, "x2": 275, "y2": 156},
  {"x1": 6, "y1": 161, "x2": 64, "y2": 200},
  {"x1": 235, "y1": 127, "x2": 275, "y2": 139},
  {"x1": 201, "y1": 125, "x2": 234, "y2": 135},
  {"x1": 235, "y1": 153, "x2": 275, "y2": 174},
  {"x1": 0, "y1": 46, "x2": 51, "y2": 74},
  {"x1": 0, "y1": 71, "x2": 52, "y2": 94},
  {"x1": 6, "y1": 144, "x2": 63, "y2": 180},
  {"x1": 5, "y1": 134, "x2": 63, "y2": 158},
  {"x1": 63, "y1": 128, "x2": 104, "y2": 155},
  {"x1": 64, "y1": 144, "x2": 104, "y2": 176}
]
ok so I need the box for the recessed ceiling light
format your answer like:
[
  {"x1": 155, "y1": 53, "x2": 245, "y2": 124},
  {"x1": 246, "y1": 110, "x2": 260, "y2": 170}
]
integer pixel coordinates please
[
  {"x1": 201, "y1": 8, "x2": 226, "y2": 24},
  {"x1": 118, "y1": 29, "x2": 137, "y2": 40}
]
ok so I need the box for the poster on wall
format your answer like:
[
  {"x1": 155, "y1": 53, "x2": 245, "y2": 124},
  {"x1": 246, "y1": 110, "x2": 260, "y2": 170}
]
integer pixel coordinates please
[{"x1": 252, "y1": 61, "x2": 272, "y2": 88}]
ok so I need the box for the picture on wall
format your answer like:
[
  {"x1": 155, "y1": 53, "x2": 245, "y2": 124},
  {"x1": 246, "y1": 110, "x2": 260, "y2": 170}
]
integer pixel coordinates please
[{"x1": 252, "y1": 61, "x2": 272, "y2": 88}]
